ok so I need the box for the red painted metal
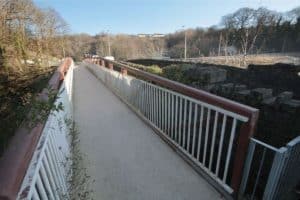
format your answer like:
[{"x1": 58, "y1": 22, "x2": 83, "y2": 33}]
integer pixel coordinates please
[
  {"x1": 108, "y1": 63, "x2": 113, "y2": 70},
  {"x1": 100, "y1": 59, "x2": 105, "y2": 66},
  {"x1": 121, "y1": 68, "x2": 127, "y2": 76},
  {"x1": 0, "y1": 58, "x2": 73, "y2": 200}
]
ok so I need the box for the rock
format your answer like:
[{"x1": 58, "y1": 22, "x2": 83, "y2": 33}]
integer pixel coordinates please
[
  {"x1": 187, "y1": 66, "x2": 227, "y2": 84},
  {"x1": 276, "y1": 91, "x2": 293, "y2": 104},
  {"x1": 262, "y1": 97, "x2": 277, "y2": 106},
  {"x1": 281, "y1": 99, "x2": 300, "y2": 113},
  {"x1": 219, "y1": 83, "x2": 234, "y2": 94},
  {"x1": 234, "y1": 89, "x2": 251, "y2": 102},
  {"x1": 249, "y1": 88, "x2": 273, "y2": 105},
  {"x1": 233, "y1": 84, "x2": 247, "y2": 92}
]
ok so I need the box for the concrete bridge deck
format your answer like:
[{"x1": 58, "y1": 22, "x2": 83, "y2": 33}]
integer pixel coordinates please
[{"x1": 73, "y1": 64, "x2": 222, "y2": 200}]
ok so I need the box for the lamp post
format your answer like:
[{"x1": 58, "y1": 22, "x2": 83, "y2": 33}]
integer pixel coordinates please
[
  {"x1": 106, "y1": 30, "x2": 111, "y2": 56},
  {"x1": 182, "y1": 26, "x2": 187, "y2": 60}
]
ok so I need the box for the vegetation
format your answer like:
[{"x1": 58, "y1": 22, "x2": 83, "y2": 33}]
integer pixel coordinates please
[
  {"x1": 166, "y1": 7, "x2": 300, "y2": 59},
  {"x1": 64, "y1": 33, "x2": 165, "y2": 61},
  {"x1": 62, "y1": 6, "x2": 300, "y2": 66},
  {"x1": 0, "y1": 0, "x2": 67, "y2": 155}
]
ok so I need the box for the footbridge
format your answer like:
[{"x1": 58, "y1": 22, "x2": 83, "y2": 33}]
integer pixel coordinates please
[{"x1": 0, "y1": 57, "x2": 299, "y2": 200}]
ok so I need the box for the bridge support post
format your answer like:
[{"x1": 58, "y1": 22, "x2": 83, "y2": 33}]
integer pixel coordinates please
[
  {"x1": 231, "y1": 111, "x2": 259, "y2": 197},
  {"x1": 108, "y1": 63, "x2": 113, "y2": 70},
  {"x1": 100, "y1": 59, "x2": 105, "y2": 66},
  {"x1": 121, "y1": 68, "x2": 127, "y2": 75}
]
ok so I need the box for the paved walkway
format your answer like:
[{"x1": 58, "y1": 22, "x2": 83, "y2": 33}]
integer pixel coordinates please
[{"x1": 73, "y1": 64, "x2": 221, "y2": 200}]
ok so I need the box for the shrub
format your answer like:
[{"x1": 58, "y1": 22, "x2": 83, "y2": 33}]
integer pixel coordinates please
[
  {"x1": 145, "y1": 65, "x2": 162, "y2": 75},
  {"x1": 162, "y1": 64, "x2": 194, "y2": 84}
]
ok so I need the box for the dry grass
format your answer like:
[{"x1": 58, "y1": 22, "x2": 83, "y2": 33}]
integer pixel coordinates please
[{"x1": 186, "y1": 53, "x2": 300, "y2": 68}]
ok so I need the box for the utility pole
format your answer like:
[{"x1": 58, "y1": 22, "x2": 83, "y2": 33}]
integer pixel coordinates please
[
  {"x1": 183, "y1": 26, "x2": 187, "y2": 60},
  {"x1": 107, "y1": 30, "x2": 111, "y2": 56}
]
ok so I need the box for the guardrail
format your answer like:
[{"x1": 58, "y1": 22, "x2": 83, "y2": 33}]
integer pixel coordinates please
[
  {"x1": 86, "y1": 57, "x2": 259, "y2": 198},
  {"x1": 239, "y1": 136, "x2": 300, "y2": 200},
  {"x1": 0, "y1": 58, "x2": 74, "y2": 200}
]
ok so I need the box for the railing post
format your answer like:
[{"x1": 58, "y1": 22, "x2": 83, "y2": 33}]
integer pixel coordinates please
[
  {"x1": 231, "y1": 111, "x2": 259, "y2": 197},
  {"x1": 121, "y1": 68, "x2": 127, "y2": 75},
  {"x1": 108, "y1": 62, "x2": 113, "y2": 70},
  {"x1": 100, "y1": 59, "x2": 105, "y2": 66}
]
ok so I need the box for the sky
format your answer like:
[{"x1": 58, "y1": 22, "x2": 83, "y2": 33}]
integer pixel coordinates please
[{"x1": 34, "y1": 0, "x2": 299, "y2": 35}]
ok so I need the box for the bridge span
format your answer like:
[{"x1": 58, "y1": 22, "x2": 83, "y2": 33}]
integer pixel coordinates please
[
  {"x1": 73, "y1": 64, "x2": 222, "y2": 199},
  {"x1": 1, "y1": 57, "x2": 298, "y2": 200}
]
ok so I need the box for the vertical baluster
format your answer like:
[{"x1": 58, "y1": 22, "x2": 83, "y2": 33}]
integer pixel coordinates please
[
  {"x1": 223, "y1": 118, "x2": 237, "y2": 183},
  {"x1": 158, "y1": 89, "x2": 162, "y2": 130},
  {"x1": 40, "y1": 164, "x2": 56, "y2": 200},
  {"x1": 142, "y1": 83, "x2": 145, "y2": 115},
  {"x1": 192, "y1": 104, "x2": 198, "y2": 157},
  {"x1": 156, "y1": 87, "x2": 159, "y2": 127},
  {"x1": 146, "y1": 83, "x2": 149, "y2": 119},
  {"x1": 171, "y1": 94, "x2": 175, "y2": 139},
  {"x1": 32, "y1": 187, "x2": 41, "y2": 200},
  {"x1": 168, "y1": 92, "x2": 171, "y2": 136},
  {"x1": 36, "y1": 173, "x2": 49, "y2": 200},
  {"x1": 152, "y1": 86, "x2": 155, "y2": 123},
  {"x1": 178, "y1": 97, "x2": 183, "y2": 146},
  {"x1": 187, "y1": 102, "x2": 192, "y2": 152},
  {"x1": 182, "y1": 99, "x2": 187, "y2": 149},
  {"x1": 43, "y1": 152, "x2": 59, "y2": 196},
  {"x1": 203, "y1": 108, "x2": 211, "y2": 165},
  {"x1": 148, "y1": 84, "x2": 152, "y2": 121},
  {"x1": 161, "y1": 90, "x2": 165, "y2": 131},
  {"x1": 215, "y1": 115, "x2": 227, "y2": 176},
  {"x1": 164, "y1": 91, "x2": 167, "y2": 133},
  {"x1": 209, "y1": 111, "x2": 219, "y2": 170},
  {"x1": 175, "y1": 95, "x2": 178, "y2": 142}
]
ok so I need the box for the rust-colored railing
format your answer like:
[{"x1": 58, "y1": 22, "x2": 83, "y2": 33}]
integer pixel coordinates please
[{"x1": 0, "y1": 58, "x2": 73, "y2": 200}]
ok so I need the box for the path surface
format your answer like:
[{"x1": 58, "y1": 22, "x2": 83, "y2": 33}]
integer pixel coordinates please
[{"x1": 73, "y1": 64, "x2": 221, "y2": 200}]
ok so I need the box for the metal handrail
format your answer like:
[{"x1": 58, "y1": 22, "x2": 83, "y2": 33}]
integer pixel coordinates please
[
  {"x1": 88, "y1": 57, "x2": 260, "y2": 197},
  {"x1": 0, "y1": 58, "x2": 73, "y2": 200}
]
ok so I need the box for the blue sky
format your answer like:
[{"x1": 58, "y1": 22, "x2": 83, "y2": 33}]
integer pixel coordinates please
[{"x1": 34, "y1": 0, "x2": 299, "y2": 35}]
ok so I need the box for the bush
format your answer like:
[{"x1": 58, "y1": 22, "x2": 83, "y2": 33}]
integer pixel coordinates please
[
  {"x1": 145, "y1": 65, "x2": 162, "y2": 75},
  {"x1": 162, "y1": 64, "x2": 194, "y2": 84}
]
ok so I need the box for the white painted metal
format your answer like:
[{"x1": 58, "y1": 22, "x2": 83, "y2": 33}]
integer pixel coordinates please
[
  {"x1": 209, "y1": 112, "x2": 219, "y2": 170},
  {"x1": 223, "y1": 118, "x2": 237, "y2": 183},
  {"x1": 203, "y1": 109, "x2": 211, "y2": 165},
  {"x1": 18, "y1": 61, "x2": 74, "y2": 199},
  {"x1": 187, "y1": 102, "x2": 192, "y2": 152},
  {"x1": 182, "y1": 99, "x2": 187, "y2": 149},
  {"x1": 215, "y1": 115, "x2": 227, "y2": 176},
  {"x1": 175, "y1": 96, "x2": 178, "y2": 142},
  {"x1": 197, "y1": 106, "x2": 204, "y2": 161},
  {"x1": 171, "y1": 94, "x2": 175, "y2": 139},
  {"x1": 191, "y1": 105, "x2": 198, "y2": 156}
]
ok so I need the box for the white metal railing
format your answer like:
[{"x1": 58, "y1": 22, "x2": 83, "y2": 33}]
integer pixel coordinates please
[
  {"x1": 239, "y1": 136, "x2": 300, "y2": 200},
  {"x1": 17, "y1": 61, "x2": 74, "y2": 200},
  {"x1": 87, "y1": 63, "x2": 253, "y2": 194}
]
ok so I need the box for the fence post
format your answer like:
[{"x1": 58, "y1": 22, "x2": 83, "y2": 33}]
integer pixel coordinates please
[
  {"x1": 121, "y1": 68, "x2": 127, "y2": 75},
  {"x1": 238, "y1": 139, "x2": 256, "y2": 198},
  {"x1": 108, "y1": 63, "x2": 113, "y2": 70},
  {"x1": 100, "y1": 59, "x2": 105, "y2": 66},
  {"x1": 263, "y1": 147, "x2": 287, "y2": 200},
  {"x1": 231, "y1": 111, "x2": 259, "y2": 196}
]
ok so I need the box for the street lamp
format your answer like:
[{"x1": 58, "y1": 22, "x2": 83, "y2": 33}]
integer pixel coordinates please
[
  {"x1": 182, "y1": 26, "x2": 187, "y2": 60},
  {"x1": 106, "y1": 30, "x2": 111, "y2": 56}
]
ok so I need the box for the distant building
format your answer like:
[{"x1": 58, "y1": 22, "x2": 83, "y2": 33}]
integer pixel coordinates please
[{"x1": 137, "y1": 33, "x2": 165, "y2": 38}]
